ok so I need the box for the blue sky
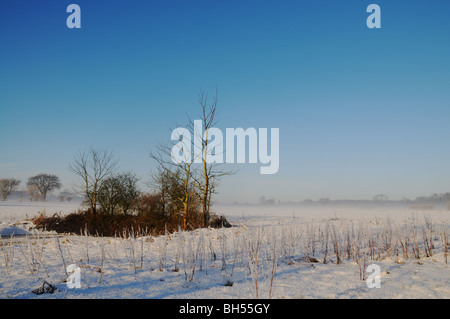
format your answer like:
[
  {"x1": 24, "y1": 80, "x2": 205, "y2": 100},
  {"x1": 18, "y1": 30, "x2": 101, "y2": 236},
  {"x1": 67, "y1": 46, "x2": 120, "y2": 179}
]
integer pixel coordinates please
[{"x1": 1, "y1": 0, "x2": 450, "y2": 203}]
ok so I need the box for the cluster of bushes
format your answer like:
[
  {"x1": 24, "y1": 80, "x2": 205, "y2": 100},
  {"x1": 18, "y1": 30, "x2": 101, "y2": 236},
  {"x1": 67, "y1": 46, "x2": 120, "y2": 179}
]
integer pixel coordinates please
[
  {"x1": 31, "y1": 89, "x2": 235, "y2": 236},
  {"x1": 29, "y1": 150, "x2": 232, "y2": 237},
  {"x1": 33, "y1": 191, "x2": 230, "y2": 237}
]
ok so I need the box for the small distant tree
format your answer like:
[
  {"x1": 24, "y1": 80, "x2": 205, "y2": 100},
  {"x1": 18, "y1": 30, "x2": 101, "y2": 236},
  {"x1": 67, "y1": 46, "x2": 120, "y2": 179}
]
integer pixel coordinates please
[
  {"x1": 27, "y1": 174, "x2": 61, "y2": 201},
  {"x1": 0, "y1": 178, "x2": 21, "y2": 201}
]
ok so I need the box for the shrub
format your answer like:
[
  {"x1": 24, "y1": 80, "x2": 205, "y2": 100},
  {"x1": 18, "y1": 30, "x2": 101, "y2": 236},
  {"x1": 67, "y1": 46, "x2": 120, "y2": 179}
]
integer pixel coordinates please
[
  {"x1": 97, "y1": 172, "x2": 140, "y2": 215},
  {"x1": 32, "y1": 198, "x2": 231, "y2": 237},
  {"x1": 209, "y1": 215, "x2": 232, "y2": 228}
]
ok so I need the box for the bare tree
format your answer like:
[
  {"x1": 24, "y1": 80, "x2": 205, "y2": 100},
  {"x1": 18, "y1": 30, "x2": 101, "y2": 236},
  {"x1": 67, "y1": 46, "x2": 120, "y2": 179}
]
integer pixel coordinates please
[
  {"x1": 150, "y1": 89, "x2": 233, "y2": 229},
  {"x1": 0, "y1": 178, "x2": 21, "y2": 201},
  {"x1": 69, "y1": 148, "x2": 118, "y2": 215},
  {"x1": 27, "y1": 174, "x2": 61, "y2": 201},
  {"x1": 150, "y1": 140, "x2": 197, "y2": 230},
  {"x1": 191, "y1": 89, "x2": 234, "y2": 227}
]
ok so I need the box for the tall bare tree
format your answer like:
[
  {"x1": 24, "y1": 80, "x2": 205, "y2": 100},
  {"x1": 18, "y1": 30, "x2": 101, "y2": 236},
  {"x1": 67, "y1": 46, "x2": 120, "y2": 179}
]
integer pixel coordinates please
[
  {"x1": 27, "y1": 174, "x2": 61, "y2": 201},
  {"x1": 0, "y1": 178, "x2": 21, "y2": 201},
  {"x1": 150, "y1": 89, "x2": 233, "y2": 228},
  {"x1": 192, "y1": 89, "x2": 234, "y2": 227},
  {"x1": 69, "y1": 148, "x2": 118, "y2": 215}
]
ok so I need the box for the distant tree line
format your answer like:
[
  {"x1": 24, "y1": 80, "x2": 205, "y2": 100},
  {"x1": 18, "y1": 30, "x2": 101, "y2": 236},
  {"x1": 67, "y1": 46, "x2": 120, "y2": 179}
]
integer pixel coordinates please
[
  {"x1": 412, "y1": 193, "x2": 450, "y2": 204},
  {"x1": 256, "y1": 193, "x2": 450, "y2": 208},
  {"x1": 0, "y1": 174, "x2": 62, "y2": 201}
]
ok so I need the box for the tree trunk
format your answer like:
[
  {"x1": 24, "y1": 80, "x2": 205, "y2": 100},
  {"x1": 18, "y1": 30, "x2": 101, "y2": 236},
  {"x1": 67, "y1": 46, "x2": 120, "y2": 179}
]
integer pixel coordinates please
[
  {"x1": 202, "y1": 162, "x2": 209, "y2": 227},
  {"x1": 182, "y1": 201, "x2": 188, "y2": 230}
]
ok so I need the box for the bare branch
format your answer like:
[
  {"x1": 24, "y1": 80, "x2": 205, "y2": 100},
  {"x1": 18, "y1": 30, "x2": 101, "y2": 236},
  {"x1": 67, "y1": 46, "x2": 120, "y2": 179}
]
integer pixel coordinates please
[{"x1": 69, "y1": 147, "x2": 118, "y2": 214}]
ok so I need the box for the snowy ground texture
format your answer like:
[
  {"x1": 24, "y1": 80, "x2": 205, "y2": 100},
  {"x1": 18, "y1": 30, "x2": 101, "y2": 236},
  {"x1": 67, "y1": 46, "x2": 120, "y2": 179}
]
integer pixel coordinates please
[{"x1": 0, "y1": 201, "x2": 449, "y2": 299}]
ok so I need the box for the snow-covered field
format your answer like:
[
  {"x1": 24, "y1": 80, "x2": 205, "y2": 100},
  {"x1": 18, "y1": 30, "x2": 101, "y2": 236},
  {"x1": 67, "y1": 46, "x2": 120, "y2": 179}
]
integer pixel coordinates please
[{"x1": 0, "y1": 201, "x2": 449, "y2": 299}]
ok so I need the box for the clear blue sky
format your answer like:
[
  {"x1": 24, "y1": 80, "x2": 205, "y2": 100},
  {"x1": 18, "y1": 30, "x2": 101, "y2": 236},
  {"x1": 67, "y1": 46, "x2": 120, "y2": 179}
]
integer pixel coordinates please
[{"x1": 1, "y1": 0, "x2": 449, "y2": 203}]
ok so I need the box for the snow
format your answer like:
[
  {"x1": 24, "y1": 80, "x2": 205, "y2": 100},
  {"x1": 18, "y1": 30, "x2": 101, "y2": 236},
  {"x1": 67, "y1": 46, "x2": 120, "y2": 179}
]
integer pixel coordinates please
[
  {"x1": 0, "y1": 201, "x2": 449, "y2": 299},
  {"x1": 0, "y1": 226, "x2": 28, "y2": 238}
]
